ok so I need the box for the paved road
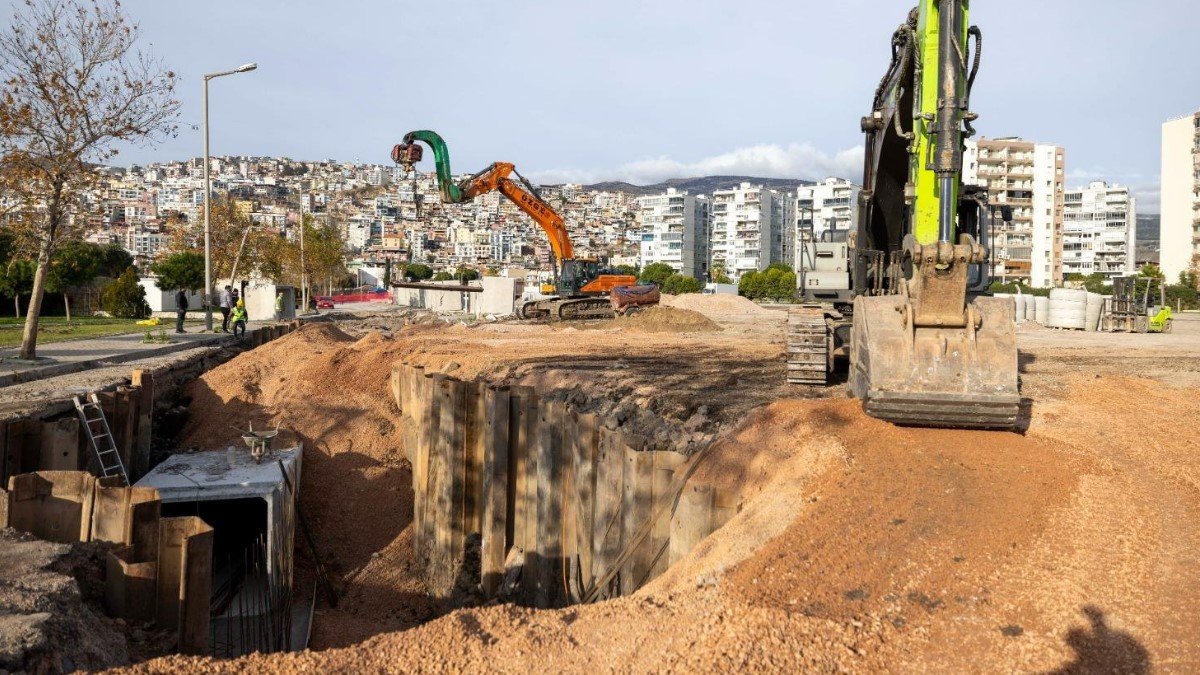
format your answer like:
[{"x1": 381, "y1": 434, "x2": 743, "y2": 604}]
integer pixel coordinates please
[{"x1": 0, "y1": 321, "x2": 275, "y2": 387}]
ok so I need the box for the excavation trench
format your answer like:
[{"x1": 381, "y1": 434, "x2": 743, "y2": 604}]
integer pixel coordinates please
[{"x1": 390, "y1": 364, "x2": 739, "y2": 610}]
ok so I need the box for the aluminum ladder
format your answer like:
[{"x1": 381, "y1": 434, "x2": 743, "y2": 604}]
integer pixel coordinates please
[{"x1": 73, "y1": 393, "x2": 129, "y2": 485}]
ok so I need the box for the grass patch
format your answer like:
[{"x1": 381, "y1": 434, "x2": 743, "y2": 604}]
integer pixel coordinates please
[{"x1": 0, "y1": 316, "x2": 200, "y2": 349}]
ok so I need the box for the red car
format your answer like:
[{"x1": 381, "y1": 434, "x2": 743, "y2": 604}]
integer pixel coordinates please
[{"x1": 316, "y1": 296, "x2": 335, "y2": 309}]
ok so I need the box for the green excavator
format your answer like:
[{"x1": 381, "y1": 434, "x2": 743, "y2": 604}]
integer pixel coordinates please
[{"x1": 789, "y1": 0, "x2": 1021, "y2": 429}]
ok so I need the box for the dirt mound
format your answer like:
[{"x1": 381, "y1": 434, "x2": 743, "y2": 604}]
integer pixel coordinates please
[
  {"x1": 0, "y1": 530, "x2": 130, "y2": 673},
  {"x1": 178, "y1": 325, "x2": 434, "y2": 648},
  {"x1": 601, "y1": 306, "x2": 722, "y2": 333},
  {"x1": 135, "y1": 367, "x2": 1200, "y2": 673},
  {"x1": 664, "y1": 293, "x2": 773, "y2": 318}
]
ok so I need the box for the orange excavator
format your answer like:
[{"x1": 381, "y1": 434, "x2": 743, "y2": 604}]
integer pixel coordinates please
[{"x1": 392, "y1": 130, "x2": 638, "y2": 320}]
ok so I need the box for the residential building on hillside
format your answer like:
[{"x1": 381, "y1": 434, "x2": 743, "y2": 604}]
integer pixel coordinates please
[
  {"x1": 1062, "y1": 182, "x2": 1137, "y2": 279},
  {"x1": 710, "y1": 183, "x2": 791, "y2": 279},
  {"x1": 1160, "y1": 111, "x2": 1200, "y2": 282},
  {"x1": 635, "y1": 188, "x2": 711, "y2": 279},
  {"x1": 793, "y1": 178, "x2": 860, "y2": 272},
  {"x1": 964, "y1": 137, "x2": 1065, "y2": 287}
]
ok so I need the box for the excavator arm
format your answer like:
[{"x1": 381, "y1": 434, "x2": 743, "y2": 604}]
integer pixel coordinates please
[
  {"x1": 848, "y1": 0, "x2": 1020, "y2": 430},
  {"x1": 392, "y1": 130, "x2": 573, "y2": 266}
]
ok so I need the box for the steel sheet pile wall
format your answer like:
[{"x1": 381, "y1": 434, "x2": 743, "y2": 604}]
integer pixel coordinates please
[
  {"x1": 391, "y1": 363, "x2": 738, "y2": 608},
  {"x1": 0, "y1": 472, "x2": 213, "y2": 653}
]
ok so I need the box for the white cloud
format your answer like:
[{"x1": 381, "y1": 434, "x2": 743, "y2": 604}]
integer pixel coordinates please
[{"x1": 528, "y1": 143, "x2": 865, "y2": 186}]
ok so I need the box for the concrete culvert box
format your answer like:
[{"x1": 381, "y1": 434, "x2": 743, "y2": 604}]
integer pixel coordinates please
[{"x1": 136, "y1": 446, "x2": 303, "y2": 656}]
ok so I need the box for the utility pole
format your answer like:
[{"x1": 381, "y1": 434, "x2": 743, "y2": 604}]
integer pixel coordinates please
[{"x1": 299, "y1": 189, "x2": 308, "y2": 313}]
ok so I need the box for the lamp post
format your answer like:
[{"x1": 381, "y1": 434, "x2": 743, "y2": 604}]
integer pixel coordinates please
[{"x1": 202, "y1": 62, "x2": 257, "y2": 331}]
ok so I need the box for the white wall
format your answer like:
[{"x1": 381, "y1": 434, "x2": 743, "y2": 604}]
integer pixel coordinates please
[
  {"x1": 140, "y1": 278, "x2": 201, "y2": 313},
  {"x1": 242, "y1": 281, "x2": 296, "y2": 321},
  {"x1": 1161, "y1": 114, "x2": 1196, "y2": 282},
  {"x1": 479, "y1": 277, "x2": 522, "y2": 316}
]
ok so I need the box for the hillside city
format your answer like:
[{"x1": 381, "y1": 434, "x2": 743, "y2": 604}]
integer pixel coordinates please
[{"x1": 70, "y1": 123, "x2": 1197, "y2": 297}]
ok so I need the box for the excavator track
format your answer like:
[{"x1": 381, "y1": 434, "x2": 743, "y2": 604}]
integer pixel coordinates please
[
  {"x1": 786, "y1": 306, "x2": 829, "y2": 385},
  {"x1": 554, "y1": 297, "x2": 615, "y2": 321},
  {"x1": 519, "y1": 297, "x2": 614, "y2": 321}
]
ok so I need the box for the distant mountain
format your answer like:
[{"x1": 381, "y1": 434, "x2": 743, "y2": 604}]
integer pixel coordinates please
[
  {"x1": 1136, "y1": 214, "x2": 1159, "y2": 241},
  {"x1": 582, "y1": 175, "x2": 817, "y2": 197}
]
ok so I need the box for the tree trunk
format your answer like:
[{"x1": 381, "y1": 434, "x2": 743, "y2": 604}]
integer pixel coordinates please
[
  {"x1": 14, "y1": 295, "x2": 20, "y2": 319},
  {"x1": 64, "y1": 293, "x2": 71, "y2": 323},
  {"x1": 19, "y1": 245, "x2": 52, "y2": 360}
]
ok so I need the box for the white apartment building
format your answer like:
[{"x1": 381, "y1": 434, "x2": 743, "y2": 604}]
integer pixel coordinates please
[
  {"x1": 710, "y1": 183, "x2": 791, "y2": 279},
  {"x1": 1062, "y1": 182, "x2": 1137, "y2": 279},
  {"x1": 635, "y1": 188, "x2": 711, "y2": 279},
  {"x1": 1160, "y1": 111, "x2": 1200, "y2": 282},
  {"x1": 964, "y1": 137, "x2": 1065, "y2": 287},
  {"x1": 794, "y1": 178, "x2": 860, "y2": 270}
]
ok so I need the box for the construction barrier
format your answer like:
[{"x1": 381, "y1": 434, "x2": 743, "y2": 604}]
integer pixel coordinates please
[{"x1": 391, "y1": 363, "x2": 738, "y2": 607}]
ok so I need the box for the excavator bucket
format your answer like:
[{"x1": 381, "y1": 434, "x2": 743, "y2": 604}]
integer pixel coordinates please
[{"x1": 849, "y1": 295, "x2": 1019, "y2": 430}]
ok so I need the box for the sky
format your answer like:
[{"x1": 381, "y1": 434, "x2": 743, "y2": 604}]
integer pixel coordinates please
[{"x1": 33, "y1": 0, "x2": 1200, "y2": 213}]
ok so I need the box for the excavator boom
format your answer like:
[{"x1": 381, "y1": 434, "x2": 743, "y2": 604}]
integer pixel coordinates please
[
  {"x1": 849, "y1": 0, "x2": 1020, "y2": 430},
  {"x1": 392, "y1": 130, "x2": 637, "y2": 319}
]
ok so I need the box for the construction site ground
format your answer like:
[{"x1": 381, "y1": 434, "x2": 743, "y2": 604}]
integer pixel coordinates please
[{"x1": 95, "y1": 296, "x2": 1200, "y2": 673}]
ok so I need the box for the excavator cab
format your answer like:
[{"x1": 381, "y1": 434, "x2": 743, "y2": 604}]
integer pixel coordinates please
[{"x1": 558, "y1": 259, "x2": 600, "y2": 296}]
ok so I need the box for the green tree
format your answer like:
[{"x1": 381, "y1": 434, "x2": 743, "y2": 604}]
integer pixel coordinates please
[
  {"x1": 638, "y1": 262, "x2": 676, "y2": 287},
  {"x1": 710, "y1": 262, "x2": 733, "y2": 285},
  {"x1": 613, "y1": 264, "x2": 639, "y2": 277},
  {"x1": 0, "y1": 0, "x2": 179, "y2": 359},
  {"x1": 151, "y1": 252, "x2": 205, "y2": 291},
  {"x1": 97, "y1": 243, "x2": 134, "y2": 279},
  {"x1": 454, "y1": 266, "x2": 480, "y2": 283},
  {"x1": 662, "y1": 274, "x2": 703, "y2": 294},
  {"x1": 46, "y1": 240, "x2": 102, "y2": 322},
  {"x1": 1139, "y1": 264, "x2": 1165, "y2": 279},
  {"x1": 101, "y1": 267, "x2": 149, "y2": 318},
  {"x1": 0, "y1": 258, "x2": 36, "y2": 317},
  {"x1": 383, "y1": 260, "x2": 392, "y2": 287},
  {"x1": 432, "y1": 271, "x2": 453, "y2": 281},
  {"x1": 404, "y1": 263, "x2": 433, "y2": 281},
  {"x1": 739, "y1": 270, "x2": 764, "y2": 299}
]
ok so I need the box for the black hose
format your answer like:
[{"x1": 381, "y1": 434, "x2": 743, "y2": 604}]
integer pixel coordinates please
[{"x1": 963, "y1": 26, "x2": 982, "y2": 137}]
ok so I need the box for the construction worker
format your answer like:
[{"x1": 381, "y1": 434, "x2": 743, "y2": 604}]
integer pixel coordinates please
[
  {"x1": 274, "y1": 289, "x2": 284, "y2": 321},
  {"x1": 231, "y1": 298, "x2": 248, "y2": 339},
  {"x1": 175, "y1": 289, "x2": 188, "y2": 333},
  {"x1": 219, "y1": 285, "x2": 232, "y2": 332}
]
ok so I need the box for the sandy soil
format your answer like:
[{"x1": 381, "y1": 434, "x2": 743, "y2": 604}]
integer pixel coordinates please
[{"x1": 122, "y1": 304, "x2": 1200, "y2": 673}]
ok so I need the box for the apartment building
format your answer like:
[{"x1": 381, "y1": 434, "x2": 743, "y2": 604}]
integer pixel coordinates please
[
  {"x1": 963, "y1": 137, "x2": 1065, "y2": 287},
  {"x1": 794, "y1": 177, "x2": 860, "y2": 270},
  {"x1": 1160, "y1": 111, "x2": 1200, "y2": 282},
  {"x1": 710, "y1": 183, "x2": 791, "y2": 279},
  {"x1": 1062, "y1": 182, "x2": 1137, "y2": 279},
  {"x1": 635, "y1": 188, "x2": 711, "y2": 279}
]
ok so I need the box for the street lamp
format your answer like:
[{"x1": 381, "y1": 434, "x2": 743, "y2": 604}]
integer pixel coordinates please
[{"x1": 202, "y1": 62, "x2": 257, "y2": 331}]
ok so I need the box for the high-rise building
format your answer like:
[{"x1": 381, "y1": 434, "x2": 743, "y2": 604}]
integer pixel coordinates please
[
  {"x1": 1159, "y1": 111, "x2": 1200, "y2": 282},
  {"x1": 710, "y1": 183, "x2": 791, "y2": 279},
  {"x1": 635, "y1": 188, "x2": 711, "y2": 279},
  {"x1": 1062, "y1": 182, "x2": 1137, "y2": 280},
  {"x1": 964, "y1": 137, "x2": 1065, "y2": 287},
  {"x1": 794, "y1": 178, "x2": 860, "y2": 270}
]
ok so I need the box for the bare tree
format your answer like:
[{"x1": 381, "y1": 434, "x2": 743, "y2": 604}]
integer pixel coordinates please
[{"x1": 0, "y1": 0, "x2": 178, "y2": 359}]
